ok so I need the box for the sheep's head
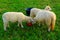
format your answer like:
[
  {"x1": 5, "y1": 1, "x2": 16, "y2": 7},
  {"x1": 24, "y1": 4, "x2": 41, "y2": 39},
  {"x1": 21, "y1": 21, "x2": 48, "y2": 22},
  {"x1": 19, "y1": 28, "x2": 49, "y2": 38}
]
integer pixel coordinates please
[
  {"x1": 26, "y1": 16, "x2": 36, "y2": 24},
  {"x1": 45, "y1": 5, "x2": 52, "y2": 11},
  {"x1": 28, "y1": 17, "x2": 34, "y2": 23}
]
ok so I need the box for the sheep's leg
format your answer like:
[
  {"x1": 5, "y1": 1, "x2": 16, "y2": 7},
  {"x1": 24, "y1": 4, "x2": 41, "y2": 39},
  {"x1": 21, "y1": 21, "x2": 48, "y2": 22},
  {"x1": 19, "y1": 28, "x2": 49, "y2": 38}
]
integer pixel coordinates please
[
  {"x1": 4, "y1": 22, "x2": 8, "y2": 31},
  {"x1": 18, "y1": 20, "x2": 24, "y2": 28},
  {"x1": 4, "y1": 24, "x2": 6, "y2": 31},
  {"x1": 45, "y1": 19, "x2": 51, "y2": 32},
  {"x1": 51, "y1": 24, "x2": 54, "y2": 31},
  {"x1": 48, "y1": 18, "x2": 55, "y2": 31},
  {"x1": 51, "y1": 20, "x2": 55, "y2": 31},
  {"x1": 48, "y1": 23, "x2": 54, "y2": 32},
  {"x1": 18, "y1": 23, "x2": 20, "y2": 27},
  {"x1": 38, "y1": 23, "x2": 40, "y2": 26},
  {"x1": 38, "y1": 21, "x2": 44, "y2": 26},
  {"x1": 48, "y1": 26, "x2": 51, "y2": 32},
  {"x1": 18, "y1": 22, "x2": 24, "y2": 28},
  {"x1": 7, "y1": 23, "x2": 9, "y2": 27},
  {"x1": 20, "y1": 23, "x2": 24, "y2": 28},
  {"x1": 38, "y1": 22, "x2": 43, "y2": 26}
]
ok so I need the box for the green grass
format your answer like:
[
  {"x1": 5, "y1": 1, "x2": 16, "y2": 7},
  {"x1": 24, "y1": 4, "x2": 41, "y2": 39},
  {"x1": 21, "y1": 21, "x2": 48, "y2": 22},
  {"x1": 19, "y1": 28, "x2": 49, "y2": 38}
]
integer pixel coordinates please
[{"x1": 0, "y1": 0, "x2": 60, "y2": 40}]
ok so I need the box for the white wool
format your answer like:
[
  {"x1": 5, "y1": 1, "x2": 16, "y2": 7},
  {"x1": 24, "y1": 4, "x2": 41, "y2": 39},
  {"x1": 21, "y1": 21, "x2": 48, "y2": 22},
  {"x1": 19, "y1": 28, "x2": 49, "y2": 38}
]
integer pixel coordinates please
[
  {"x1": 2, "y1": 12, "x2": 33, "y2": 31},
  {"x1": 33, "y1": 10, "x2": 56, "y2": 31},
  {"x1": 34, "y1": 10, "x2": 56, "y2": 22},
  {"x1": 30, "y1": 8, "x2": 42, "y2": 18}
]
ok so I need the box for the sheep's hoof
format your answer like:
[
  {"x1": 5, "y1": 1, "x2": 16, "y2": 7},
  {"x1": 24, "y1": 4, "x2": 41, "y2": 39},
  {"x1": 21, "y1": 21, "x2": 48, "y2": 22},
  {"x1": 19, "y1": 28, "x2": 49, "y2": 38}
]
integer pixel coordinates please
[
  {"x1": 4, "y1": 30, "x2": 7, "y2": 32},
  {"x1": 21, "y1": 26, "x2": 24, "y2": 28},
  {"x1": 48, "y1": 30, "x2": 50, "y2": 32},
  {"x1": 4, "y1": 29, "x2": 7, "y2": 32},
  {"x1": 48, "y1": 29, "x2": 50, "y2": 32}
]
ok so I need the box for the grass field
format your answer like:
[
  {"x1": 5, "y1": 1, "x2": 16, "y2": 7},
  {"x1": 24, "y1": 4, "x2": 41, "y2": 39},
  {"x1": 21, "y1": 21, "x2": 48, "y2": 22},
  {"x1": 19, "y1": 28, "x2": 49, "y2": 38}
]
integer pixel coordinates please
[{"x1": 0, "y1": 0, "x2": 60, "y2": 40}]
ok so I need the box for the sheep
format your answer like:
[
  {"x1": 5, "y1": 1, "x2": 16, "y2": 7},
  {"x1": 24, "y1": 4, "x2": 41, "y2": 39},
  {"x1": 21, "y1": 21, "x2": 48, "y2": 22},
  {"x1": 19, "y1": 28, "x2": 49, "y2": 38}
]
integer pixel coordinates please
[
  {"x1": 32, "y1": 10, "x2": 56, "y2": 32},
  {"x1": 26, "y1": 5, "x2": 51, "y2": 17},
  {"x1": 30, "y1": 6, "x2": 52, "y2": 18},
  {"x1": 45, "y1": 5, "x2": 52, "y2": 11},
  {"x1": 2, "y1": 12, "x2": 33, "y2": 31},
  {"x1": 30, "y1": 8, "x2": 42, "y2": 18}
]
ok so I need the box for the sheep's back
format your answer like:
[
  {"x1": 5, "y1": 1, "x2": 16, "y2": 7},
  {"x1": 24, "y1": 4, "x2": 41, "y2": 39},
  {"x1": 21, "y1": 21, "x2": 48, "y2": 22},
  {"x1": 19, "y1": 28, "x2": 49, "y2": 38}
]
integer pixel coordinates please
[
  {"x1": 35, "y1": 10, "x2": 56, "y2": 21},
  {"x1": 31, "y1": 8, "x2": 41, "y2": 15},
  {"x1": 2, "y1": 12, "x2": 25, "y2": 22}
]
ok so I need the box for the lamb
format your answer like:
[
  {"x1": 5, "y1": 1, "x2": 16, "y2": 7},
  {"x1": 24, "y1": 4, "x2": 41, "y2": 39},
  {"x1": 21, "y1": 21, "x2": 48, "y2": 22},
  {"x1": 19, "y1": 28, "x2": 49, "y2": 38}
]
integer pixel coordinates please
[
  {"x1": 2, "y1": 12, "x2": 33, "y2": 31},
  {"x1": 30, "y1": 5, "x2": 52, "y2": 18},
  {"x1": 32, "y1": 10, "x2": 56, "y2": 32}
]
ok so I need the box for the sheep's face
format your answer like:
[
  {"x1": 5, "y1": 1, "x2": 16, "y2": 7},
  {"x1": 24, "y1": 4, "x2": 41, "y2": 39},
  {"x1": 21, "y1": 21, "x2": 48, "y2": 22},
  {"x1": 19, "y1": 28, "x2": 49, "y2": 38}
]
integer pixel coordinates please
[
  {"x1": 27, "y1": 17, "x2": 33, "y2": 23},
  {"x1": 26, "y1": 16, "x2": 35, "y2": 24},
  {"x1": 29, "y1": 18, "x2": 36, "y2": 24},
  {"x1": 45, "y1": 6, "x2": 52, "y2": 11},
  {"x1": 27, "y1": 18, "x2": 36, "y2": 25}
]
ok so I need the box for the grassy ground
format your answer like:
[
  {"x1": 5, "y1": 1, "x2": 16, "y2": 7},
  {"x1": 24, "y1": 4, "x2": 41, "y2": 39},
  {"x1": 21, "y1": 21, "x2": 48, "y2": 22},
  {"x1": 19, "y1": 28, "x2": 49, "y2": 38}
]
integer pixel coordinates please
[{"x1": 0, "y1": 0, "x2": 60, "y2": 40}]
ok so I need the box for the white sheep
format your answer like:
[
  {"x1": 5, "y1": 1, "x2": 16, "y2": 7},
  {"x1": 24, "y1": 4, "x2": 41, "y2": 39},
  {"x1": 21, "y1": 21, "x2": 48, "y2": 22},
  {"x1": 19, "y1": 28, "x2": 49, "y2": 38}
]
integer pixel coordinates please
[
  {"x1": 32, "y1": 10, "x2": 56, "y2": 32},
  {"x1": 30, "y1": 6, "x2": 52, "y2": 18},
  {"x1": 2, "y1": 12, "x2": 33, "y2": 31}
]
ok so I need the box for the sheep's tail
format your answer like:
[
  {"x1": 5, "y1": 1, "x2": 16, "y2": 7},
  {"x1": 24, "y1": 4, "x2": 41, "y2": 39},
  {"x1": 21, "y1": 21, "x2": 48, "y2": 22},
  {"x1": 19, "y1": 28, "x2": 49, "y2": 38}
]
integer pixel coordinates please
[{"x1": 50, "y1": 16, "x2": 56, "y2": 31}]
